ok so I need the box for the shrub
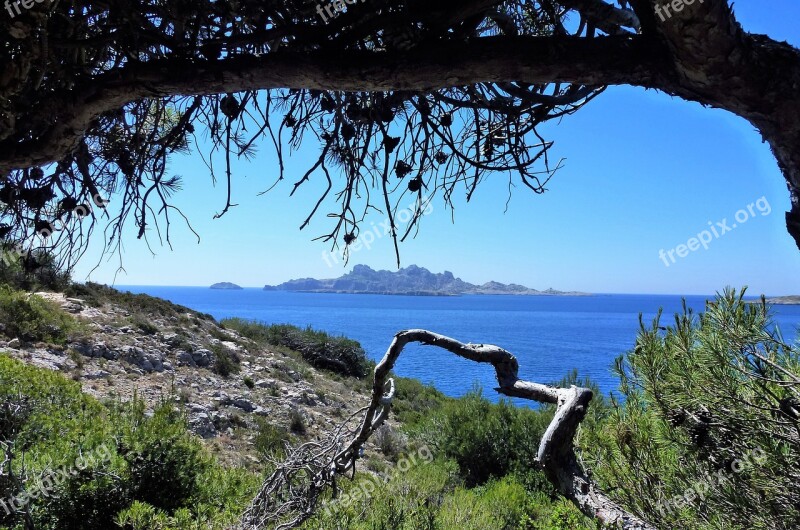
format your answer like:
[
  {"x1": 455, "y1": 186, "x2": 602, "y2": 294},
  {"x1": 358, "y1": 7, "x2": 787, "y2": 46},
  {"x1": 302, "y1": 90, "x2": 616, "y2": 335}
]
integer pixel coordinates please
[
  {"x1": 119, "y1": 402, "x2": 210, "y2": 512},
  {"x1": 209, "y1": 326, "x2": 231, "y2": 342},
  {"x1": 115, "y1": 468, "x2": 260, "y2": 530},
  {"x1": 218, "y1": 317, "x2": 273, "y2": 344},
  {"x1": 64, "y1": 281, "x2": 207, "y2": 319},
  {"x1": 365, "y1": 455, "x2": 388, "y2": 474},
  {"x1": 0, "y1": 356, "x2": 257, "y2": 529},
  {"x1": 534, "y1": 499, "x2": 597, "y2": 530},
  {"x1": 253, "y1": 418, "x2": 291, "y2": 457},
  {"x1": 221, "y1": 318, "x2": 370, "y2": 377},
  {"x1": 210, "y1": 343, "x2": 240, "y2": 377},
  {"x1": 243, "y1": 376, "x2": 255, "y2": 389},
  {"x1": 115, "y1": 501, "x2": 163, "y2": 530},
  {"x1": 581, "y1": 288, "x2": 800, "y2": 530},
  {"x1": 289, "y1": 407, "x2": 306, "y2": 435},
  {"x1": 438, "y1": 477, "x2": 542, "y2": 530},
  {"x1": 43, "y1": 470, "x2": 131, "y2": 530},
  {"x1": 130, "y1": 315, "x2": 158, "y2": 335},
  {"x1": 373, "y1": 424, "x2": 405, "y2": 461},
  {"x1": 392, "y1": 376, "x2": 449, "y2": 427},
  {"x1": 0, "y1": 357, "x2": 125, "y2": 528},
  {"x1": 302, "y1": 459, "x2": 457, "y2": 530},
  {"x1": 420, "y1": 387, "x2": 550, "y2": 488},
  {"x1": 0, "y1": 285, "x2": 79, "y2": 343}
]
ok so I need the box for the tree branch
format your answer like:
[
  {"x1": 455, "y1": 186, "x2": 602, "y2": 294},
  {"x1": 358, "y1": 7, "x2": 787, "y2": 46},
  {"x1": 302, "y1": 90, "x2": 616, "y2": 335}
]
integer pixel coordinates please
[
  {"x1": 557, "y1": 0, "x2": 641, "y2": 34},
  {"x1": 240, "y1": 329, "x2": 658, "y2": 530},
  {"x1": 374, "y1": 330, "x2": 657, "y2": 529},
  {"x1": 0, "y1": 35, "x2": 664, "y2": 174},
  {"x1": 633, "y1": 0, "x2": 800, "y2": 250}
]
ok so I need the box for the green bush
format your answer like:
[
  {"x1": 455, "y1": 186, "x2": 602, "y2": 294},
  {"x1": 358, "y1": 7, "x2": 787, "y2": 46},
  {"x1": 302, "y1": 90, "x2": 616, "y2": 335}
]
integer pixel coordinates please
[
  {"x1": 130, "y1": 315, "x2": 159, "y2": 335},
  {"x1": 302, "y1": 458, "x2": 457, "y2": 530},
  {"x1": 0, "y1": 355, "x2": 127, "y2": 528},
  {"x1": 116, "y1": 501, "x2": 165, "y2": 530},
  {"x1": 42, "y1": 469, "x2": 131, "y2": 530},
  {"x1": 0, "y1": 355, "x2": 258, "y2": 529},
  {"x1": 218, "y1": 317, "x2": 273, "y2": 344},
  {"x1": 209, "y1": 326, "x2": 231, "y2": 342},
  {"x1": 222, "y1": 319, "x2": 370, "y2": 377},
  {"x1": 289, "y1": 407, "x2": 306, "y2": 435},
  {"x1": 210, "y1": 342, "x2": 241, "y2": 377},
  {"x1": 115, "y1": 466, "x2": 259, "y2": 530},
  {"x1": 119, "y1": 402, "x2": 210, "y2": 512},
  {"x1": 437, "y1": 477, "x2": 589, "y2": 530},
  {"x1": 253, "y1": 418, "x2": 291, "y2": 457},
  {"x1": 64, "y1": 281, "x2": 208, "y2": 319},
  {"x1": 300, "y1": 458, "x2": 596, "y2": 530},
  {"x1": 0, "y1": 285, "x2": 79, "y2": 343},
  {"x1": 391, "y1": 376, "x2": 449, "y2": 427},
  {"x1": 420, "y1": 387, "x2": 551, "y2": 489},
  {"x1": 581, "y1": 288, "x2": 800, "y2": 530}
]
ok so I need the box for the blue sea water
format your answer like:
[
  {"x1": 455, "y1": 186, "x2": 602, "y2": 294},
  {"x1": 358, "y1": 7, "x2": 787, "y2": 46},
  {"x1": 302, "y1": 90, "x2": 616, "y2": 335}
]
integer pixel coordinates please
[{"x1": 119, "y1": 287, "x2": 800, "y2": 402}]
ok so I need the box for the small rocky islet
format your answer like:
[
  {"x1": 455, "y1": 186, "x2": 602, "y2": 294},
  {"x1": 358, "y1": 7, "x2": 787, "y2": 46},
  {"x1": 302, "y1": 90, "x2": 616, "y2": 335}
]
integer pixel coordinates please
[{"x1": 210, "y1": 282, "x2": 243, "y2": 290}]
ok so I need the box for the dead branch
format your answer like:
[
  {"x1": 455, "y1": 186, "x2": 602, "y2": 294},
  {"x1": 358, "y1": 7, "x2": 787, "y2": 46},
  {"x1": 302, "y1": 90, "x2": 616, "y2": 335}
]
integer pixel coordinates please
[{"x1": 239, "y1": 329, "x2": 656, "y2": 530}]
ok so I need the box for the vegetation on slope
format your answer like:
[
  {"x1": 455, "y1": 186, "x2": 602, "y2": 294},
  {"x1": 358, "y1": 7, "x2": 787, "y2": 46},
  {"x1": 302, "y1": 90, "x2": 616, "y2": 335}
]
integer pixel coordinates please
[
  {"x1": 0, "y1": 286, "x2": 82, "y2": 344},
  {"x1": 222, "y1": 318, "x2": 371, "y2": 378},
  {"x1": 0, "y1": 272, "x2": 797, "y2": 530},
  {"x1": 580, "y1": 288, "x2": 800, "y2": 530},
  {"x1": 0, "y1": 355, "x2": 259, "y2": 530}
]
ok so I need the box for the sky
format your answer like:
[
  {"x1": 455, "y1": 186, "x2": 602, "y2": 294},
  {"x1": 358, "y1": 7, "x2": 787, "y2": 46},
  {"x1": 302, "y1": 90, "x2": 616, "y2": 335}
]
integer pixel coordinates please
[{"x1": 73, "y1": 1, "x2": 800, "y2": 296}]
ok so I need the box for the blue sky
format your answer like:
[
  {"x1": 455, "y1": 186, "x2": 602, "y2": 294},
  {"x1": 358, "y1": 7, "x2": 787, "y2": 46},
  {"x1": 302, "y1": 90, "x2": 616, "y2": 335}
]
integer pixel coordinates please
[{"x1": 73, "y1": 1, "x2": 800, "y2": 296}]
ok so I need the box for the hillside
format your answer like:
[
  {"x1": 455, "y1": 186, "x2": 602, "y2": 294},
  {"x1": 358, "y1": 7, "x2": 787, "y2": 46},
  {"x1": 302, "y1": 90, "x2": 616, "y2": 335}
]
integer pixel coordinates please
[
  {"x1": 263, "y1": 264, "x2": 590, "y2": 296},
  {"x1": 0, "y1": 281, "x2": 794, "y2": 529},
  {"x1": 0, "y1": 281, "x2": 597, "y2": 529},
  {"x1": 1, "y1": 284, "x2": 390, "y2": 467}
]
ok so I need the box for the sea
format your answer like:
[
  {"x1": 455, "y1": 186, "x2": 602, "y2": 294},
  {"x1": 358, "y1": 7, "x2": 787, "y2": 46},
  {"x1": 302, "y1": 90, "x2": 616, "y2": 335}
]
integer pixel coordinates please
[{"x1": 119, "y1": 287, "x2": 800, "y2": 403}]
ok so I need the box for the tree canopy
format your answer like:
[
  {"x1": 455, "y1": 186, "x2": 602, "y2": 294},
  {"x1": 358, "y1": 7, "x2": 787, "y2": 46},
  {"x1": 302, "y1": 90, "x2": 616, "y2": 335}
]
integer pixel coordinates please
[{"x1": 1, "y1": 0, "x2": 799, "y2": 270}]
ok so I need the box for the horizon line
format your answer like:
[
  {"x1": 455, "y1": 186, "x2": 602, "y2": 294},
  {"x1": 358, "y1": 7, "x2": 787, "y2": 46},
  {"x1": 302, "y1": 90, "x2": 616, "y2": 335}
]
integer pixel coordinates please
[{"x1": 102, "y1": 284, "x2": 783, "y2": 298}]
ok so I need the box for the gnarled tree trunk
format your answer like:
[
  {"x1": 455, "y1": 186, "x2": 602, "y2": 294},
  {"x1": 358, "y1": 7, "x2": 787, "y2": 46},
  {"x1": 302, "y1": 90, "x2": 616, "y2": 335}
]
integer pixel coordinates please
[{"x1": 239, "y1": 329, "x2": 657, "y2": 530}]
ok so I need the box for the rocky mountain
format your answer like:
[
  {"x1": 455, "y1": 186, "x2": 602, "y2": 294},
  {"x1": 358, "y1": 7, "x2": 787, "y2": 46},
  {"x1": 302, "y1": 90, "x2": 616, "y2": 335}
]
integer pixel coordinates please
[{"x1": 263, "y1": 264, "x2": 590, "y2": 296}]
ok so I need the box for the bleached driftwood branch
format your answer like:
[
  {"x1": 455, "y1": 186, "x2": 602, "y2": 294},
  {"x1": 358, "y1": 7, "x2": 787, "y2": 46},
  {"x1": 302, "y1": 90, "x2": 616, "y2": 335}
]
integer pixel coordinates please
[{"x1": 239, "y1": 329, "x2": 656, "y2": 530}]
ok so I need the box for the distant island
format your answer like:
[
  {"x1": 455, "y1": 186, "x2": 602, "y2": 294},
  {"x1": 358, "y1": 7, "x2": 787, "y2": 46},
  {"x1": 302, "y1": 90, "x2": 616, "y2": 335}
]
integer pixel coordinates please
[
  {"x1": 763, "y1": 296, "x2": 800, "y2": 305},
  {"x1": 262, "y1": 264, "x2": 590, "y2": 296},
  {"x1": 210, "y1": 282, "x2": 243, "y2": 290}
]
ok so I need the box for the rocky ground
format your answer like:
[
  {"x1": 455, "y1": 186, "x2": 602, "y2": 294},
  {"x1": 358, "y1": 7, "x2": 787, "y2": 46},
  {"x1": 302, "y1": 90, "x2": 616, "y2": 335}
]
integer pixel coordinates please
[{"x1": 0, "y1": 291, "x2": 391, "y2": 470}]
